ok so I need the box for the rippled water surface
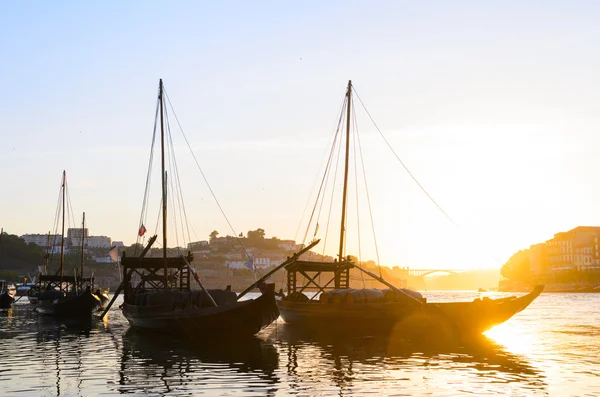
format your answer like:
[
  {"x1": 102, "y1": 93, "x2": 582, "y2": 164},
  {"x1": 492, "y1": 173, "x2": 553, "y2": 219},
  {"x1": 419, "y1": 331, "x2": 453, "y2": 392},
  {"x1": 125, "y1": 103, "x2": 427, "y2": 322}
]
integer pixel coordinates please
[{"x1": 1, "y1": 292, "x2": 598, "y2": 396}]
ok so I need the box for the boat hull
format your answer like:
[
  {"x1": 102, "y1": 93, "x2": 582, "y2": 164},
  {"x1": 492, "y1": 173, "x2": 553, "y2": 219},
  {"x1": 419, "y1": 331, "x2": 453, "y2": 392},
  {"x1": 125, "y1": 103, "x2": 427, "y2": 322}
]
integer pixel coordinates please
[
  {"x1": 0, "y1": 291, "x2": 14, "y2": 309},
  {"x1": 278, "y1": 285, "x2": 544, "y2": 335},
  {"x1": 36, "y1": 289, "x2": 101, "y2": 317},
  {"x1": 122, "y1": 291, "x2": 279, "y2": 337}
]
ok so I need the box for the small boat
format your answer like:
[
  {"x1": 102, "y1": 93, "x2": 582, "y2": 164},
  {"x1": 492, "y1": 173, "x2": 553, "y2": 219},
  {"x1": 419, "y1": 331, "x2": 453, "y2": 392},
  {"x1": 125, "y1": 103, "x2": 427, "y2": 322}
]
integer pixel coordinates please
[
  {"x1": 274, "y1": 81, "x2": 543, "y2": 335},
  {"x1": 103, "y1": 80, "x2": 280, "y2": 337},
  {"x1": 0, "y1": 280, "x2": 15, "y2": 309},
  {"x1": 0, "y1": 229, "x2": 15, "y2": 309},
  {"x1": 35, "y1": 172, "x2": 101, "y2": 317}
]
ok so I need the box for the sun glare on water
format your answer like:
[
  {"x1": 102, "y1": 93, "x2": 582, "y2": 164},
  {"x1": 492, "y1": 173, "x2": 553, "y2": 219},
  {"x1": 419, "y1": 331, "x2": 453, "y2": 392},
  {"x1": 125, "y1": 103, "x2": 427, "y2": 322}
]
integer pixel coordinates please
[{"x1": 484, "y1": 321, "x2": 538, "y2": 355}]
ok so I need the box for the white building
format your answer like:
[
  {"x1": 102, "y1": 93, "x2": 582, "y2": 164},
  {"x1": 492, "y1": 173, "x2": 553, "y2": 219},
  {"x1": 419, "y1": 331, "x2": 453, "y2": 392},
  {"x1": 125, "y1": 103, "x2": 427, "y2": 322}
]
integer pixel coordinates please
[
  {"x1": 225, "y1": 261, "x2": 249, "y2": 269},
  {"x1": 188, "y1": 240, "x2": 209, "y2": 250},
  {"x1": 21, "y1": 234, "x2": 62, "y2": 248},
  {"x1": 86, "y1": 236, "x2": 111, "y2": 248},
  {"x1": 278, "y1": 240, "x2": 298, "y2": 251}
]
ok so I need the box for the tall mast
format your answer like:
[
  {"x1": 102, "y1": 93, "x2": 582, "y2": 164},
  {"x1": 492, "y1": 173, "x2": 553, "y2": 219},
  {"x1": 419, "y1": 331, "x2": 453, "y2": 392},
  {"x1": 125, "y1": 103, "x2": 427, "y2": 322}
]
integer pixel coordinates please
[
  {"x1": 159, "y1": 79, "x2": 168, "y2": 285},
  {"x1": 338, "y1": 80, "x2": 352, "y2": 262},
  {"x1": 60, "y1": 170, "x2": 66, "y2": 281},
  {"x1": 80, "y1": 212, "x2": 85, "y2": 280},
  {"x1": 45, "y1": 231, "x2": 50, "y2": 274}
]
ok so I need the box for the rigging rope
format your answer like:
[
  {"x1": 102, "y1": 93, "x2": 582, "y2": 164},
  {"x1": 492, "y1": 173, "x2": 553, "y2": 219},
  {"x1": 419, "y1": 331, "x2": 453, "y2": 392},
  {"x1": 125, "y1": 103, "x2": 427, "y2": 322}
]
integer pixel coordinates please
[
  {"x1": 163, "y1": 88, "x2": 254, "y2": 265},
  {"x1": 353, "y1": 100, "x2": 382, "y2": 278},
  {"x1": 351, "y1": 104, "x2": 366, "y2": 286},
  {"x1": 302, "y1": 97, "x2": 346, "y2": 258},
  {"x1": 321, "y1": 115, "x2": 345, "y2": 260},
  {"x1": 49, "y1": 174, "x2": 63, "y2": 269},
  {"x1": 165, "y1": 110, "x2": 194, "y2": 248},
  {"x1": 294, "y1": 94, "x2": 348, "y2": 250},
  {"x1": 352, "y1": 87, "x2": 460, "y2": 228},
  {"x1": 136, "y1": 95, "x2": 160, "y2": 255},
  {"x1": 164, "y1": 110, "x2": 182, "y2": 249}
]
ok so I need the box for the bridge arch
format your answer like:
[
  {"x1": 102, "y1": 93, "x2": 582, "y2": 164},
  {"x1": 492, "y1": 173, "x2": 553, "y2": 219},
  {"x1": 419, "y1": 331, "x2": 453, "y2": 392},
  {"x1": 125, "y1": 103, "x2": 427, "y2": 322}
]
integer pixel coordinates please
[{"x1": 406, "y1": 269, "x2": 460, "y2": 277}]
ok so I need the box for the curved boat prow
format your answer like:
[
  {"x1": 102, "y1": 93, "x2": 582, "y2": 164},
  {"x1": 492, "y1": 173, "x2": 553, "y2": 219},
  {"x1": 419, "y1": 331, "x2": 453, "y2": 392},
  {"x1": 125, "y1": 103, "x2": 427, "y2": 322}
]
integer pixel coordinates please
[{"x1": 515, "y1": 284, "x2": 544, "y2": 314}]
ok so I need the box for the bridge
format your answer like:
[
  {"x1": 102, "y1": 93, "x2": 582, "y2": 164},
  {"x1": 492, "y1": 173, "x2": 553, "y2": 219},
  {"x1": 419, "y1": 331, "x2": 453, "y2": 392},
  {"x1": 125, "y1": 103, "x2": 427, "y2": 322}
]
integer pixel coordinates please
[{"x1": 405, "y1": 268, "x2": 465, "y2": 277}]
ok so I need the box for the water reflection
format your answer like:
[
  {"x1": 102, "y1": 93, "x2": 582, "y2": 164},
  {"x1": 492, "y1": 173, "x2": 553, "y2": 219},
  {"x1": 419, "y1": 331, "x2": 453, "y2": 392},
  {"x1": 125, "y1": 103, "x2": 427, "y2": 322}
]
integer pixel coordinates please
[
  {"x1": 269, "y1": 323, "x2": 546, "y2": 395},
  {"x1": 119, "y1": 330, "x2": 280, "y2": 396},
  {"x1": 30, "y1": 314, "x2": 105, "y2": 397}
]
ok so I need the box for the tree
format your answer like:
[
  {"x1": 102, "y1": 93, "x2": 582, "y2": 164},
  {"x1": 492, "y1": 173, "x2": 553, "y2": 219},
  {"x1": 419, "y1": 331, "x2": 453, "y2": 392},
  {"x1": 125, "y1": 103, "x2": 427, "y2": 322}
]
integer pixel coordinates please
[
  {"x1": 209, "y1": 230, "x2": 219, "y2": 240},
  {"x1": 247, "y1": 228, "x2": 265, "y2": 240},
  {"x1": 501, "y1": 249, "x2": 531, "y2": 281}
]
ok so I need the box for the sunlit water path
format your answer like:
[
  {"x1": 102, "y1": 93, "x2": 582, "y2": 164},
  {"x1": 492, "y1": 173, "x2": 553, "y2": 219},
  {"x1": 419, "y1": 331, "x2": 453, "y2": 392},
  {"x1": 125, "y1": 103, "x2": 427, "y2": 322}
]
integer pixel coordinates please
[{"x1": 0, "y1": 292, "x2": 598, "y2": 396}]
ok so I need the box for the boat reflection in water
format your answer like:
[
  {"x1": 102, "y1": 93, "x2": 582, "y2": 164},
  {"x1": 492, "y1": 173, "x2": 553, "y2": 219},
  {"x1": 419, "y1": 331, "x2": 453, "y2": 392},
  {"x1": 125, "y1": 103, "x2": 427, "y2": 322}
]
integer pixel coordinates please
[
  {"x1": 119, "y1": 330, "x2": 279, "y2": 395},
  {"x1": 268, "y1": 322, "x2": 546, "y2": 395}
]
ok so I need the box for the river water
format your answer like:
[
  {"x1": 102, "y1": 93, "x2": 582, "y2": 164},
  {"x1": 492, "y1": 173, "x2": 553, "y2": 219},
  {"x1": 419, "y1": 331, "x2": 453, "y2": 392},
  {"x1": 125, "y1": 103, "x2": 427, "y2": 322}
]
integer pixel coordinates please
[{"x1": 0, "y1": 291, "x2": 598, "y2": 396}]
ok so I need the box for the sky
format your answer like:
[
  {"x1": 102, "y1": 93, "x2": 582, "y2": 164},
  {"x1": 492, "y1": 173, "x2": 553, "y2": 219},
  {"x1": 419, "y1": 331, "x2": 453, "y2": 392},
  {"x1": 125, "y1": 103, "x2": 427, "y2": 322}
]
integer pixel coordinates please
[{"x1": 1, "y1": 1, "x2": 600, "y2": 270}]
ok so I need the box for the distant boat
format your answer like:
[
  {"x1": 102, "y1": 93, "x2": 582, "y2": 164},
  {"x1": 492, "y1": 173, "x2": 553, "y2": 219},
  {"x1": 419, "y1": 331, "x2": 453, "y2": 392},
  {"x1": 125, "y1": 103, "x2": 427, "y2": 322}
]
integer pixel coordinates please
[
  {"x1": 274, "y1": 81, "x2": 543, "y2": 335},
  {"x1": 104, "y1": 80, "x2": 279, "y2": 337},
  {"x1": 478, "y1": 288, "x2": 487, "y2": 293},
  {"x1": 34, "y1": 172, "x2": 101, "y2": 317},
  {"x1": 0, "y1": 228, "x2": 15, "y2": 309},
  {"x1": 0, "y1": 280, "x2": 15, "y2": 309}
]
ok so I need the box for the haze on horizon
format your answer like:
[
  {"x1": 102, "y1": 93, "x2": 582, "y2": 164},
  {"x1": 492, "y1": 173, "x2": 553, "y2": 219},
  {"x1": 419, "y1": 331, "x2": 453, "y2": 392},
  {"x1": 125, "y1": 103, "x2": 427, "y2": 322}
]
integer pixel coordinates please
[{"x1": 1, "y1": 1, "x2": 600, "y2": 271}]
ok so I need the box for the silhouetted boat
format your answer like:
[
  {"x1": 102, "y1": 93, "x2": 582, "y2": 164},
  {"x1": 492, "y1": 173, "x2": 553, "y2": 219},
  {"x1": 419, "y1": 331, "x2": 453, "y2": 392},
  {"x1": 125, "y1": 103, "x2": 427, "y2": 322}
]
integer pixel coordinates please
[
  {"x1": 0, "y1": 229, "x2": 15, "y2": 309},
  {"x1": 0, "y1": 280, "x2": 15, "y2": 309},
  {"x1": 275, "y1": 81, "x2": 543, "y2": 335},
  {"x1": 103, "y1": 79, "x2": 279, "y2": 337},
  {"x1": 34, "y1": 172, "x2": 101, "y2": 317}
]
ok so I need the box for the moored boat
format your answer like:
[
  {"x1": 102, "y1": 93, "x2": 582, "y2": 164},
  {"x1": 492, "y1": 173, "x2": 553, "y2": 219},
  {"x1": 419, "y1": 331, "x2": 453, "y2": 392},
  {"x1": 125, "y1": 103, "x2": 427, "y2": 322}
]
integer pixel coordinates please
[
  {"x1": 0, "y1": 280, "x2": 15, "y2": 309},
  {"x1": 35, "y1": 172, "x2": 101, "y2": 317},
  {"x1": 104, "y1": 79, "x2": 280, "y2": 338},
  {"x1": 274, "y1": 81, "x2": 544, "y2": 335}
]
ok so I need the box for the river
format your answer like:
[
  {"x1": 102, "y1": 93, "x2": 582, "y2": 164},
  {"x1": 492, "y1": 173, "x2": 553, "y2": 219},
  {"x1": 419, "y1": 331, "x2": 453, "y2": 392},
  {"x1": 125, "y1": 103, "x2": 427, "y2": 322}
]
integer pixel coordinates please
[{"x1": 0, "y1": 291, "x2": 598, "y2": 396}]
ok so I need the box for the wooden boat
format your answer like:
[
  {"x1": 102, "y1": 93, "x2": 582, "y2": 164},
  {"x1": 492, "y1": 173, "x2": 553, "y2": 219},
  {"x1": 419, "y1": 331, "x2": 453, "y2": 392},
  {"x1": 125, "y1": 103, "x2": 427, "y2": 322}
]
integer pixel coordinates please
[
  {"x1": 274, "y1": 81, "x2": 544, "y2": 335},
  {"x1": 36, "y1": 281, "x2": 101, "y2": 316},
  {"x1": 0, "y1": 280, "x2": 15, "y2": 309},
  {"x1": 35, "y1": 172, "x2": 101, "y2": 317},
  {"x1": 0, "y1": 229, "x2": 15, "y2": 309},
  {"x1": 102, "y1": 79, "x2": 281, "y2": 337},
  {"x1": 74, "y1": 212, "x2": 109, "y2": 311}
]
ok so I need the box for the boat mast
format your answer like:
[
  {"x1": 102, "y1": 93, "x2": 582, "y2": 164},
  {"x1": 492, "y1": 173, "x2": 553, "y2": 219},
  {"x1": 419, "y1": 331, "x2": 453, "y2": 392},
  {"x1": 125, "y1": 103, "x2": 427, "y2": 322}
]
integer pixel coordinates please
[
  {"x1": 159, "y1": 79, "x2": 168, "y2": 285},
  {"x1": 60, "y1": 170, "x2": 66, "y2": 282},
  {"x1": 338, "y1": 80, "x2": 352, "y2": 262},
  {"x1": 45, "y1": 231, "x2": 50, "y2": 274},
  {"x1": 80, "y1": 212, "x2": 85, "y2": 280}
]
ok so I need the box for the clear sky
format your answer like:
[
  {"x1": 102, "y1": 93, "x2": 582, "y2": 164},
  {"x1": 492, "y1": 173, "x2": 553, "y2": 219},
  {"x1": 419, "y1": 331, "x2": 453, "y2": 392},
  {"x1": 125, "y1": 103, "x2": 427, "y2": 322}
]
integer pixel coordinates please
[{"x1": 1, "y1": 1, "x2": 600, "y2": 270}]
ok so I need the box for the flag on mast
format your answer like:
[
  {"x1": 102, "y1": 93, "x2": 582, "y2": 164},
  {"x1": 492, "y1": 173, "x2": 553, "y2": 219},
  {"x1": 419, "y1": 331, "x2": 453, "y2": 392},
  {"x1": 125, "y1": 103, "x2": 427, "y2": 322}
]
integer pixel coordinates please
[
  {"x1": 138, "y1": 224, "x2": 147, "y2": 237},
  {"x1": 108, "y1": 245, "x2": 119, "y2": 262}
]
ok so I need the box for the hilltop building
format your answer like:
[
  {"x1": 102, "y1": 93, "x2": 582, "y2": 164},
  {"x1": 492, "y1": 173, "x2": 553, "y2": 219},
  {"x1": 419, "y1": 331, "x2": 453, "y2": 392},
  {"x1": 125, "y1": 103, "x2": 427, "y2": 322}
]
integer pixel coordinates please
[
  {"x1": 21, "y1": 234, "x2": 61, "y2": 249},
  {"x1": 546, "y1": 226, "x2": 600, "y2": 272},
  {"x1": 504, "y1": 226, "x2": 600, "y2": 290},
  {"x1": 21, "y1": 228, "x2": 112, "y2": 252}
]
